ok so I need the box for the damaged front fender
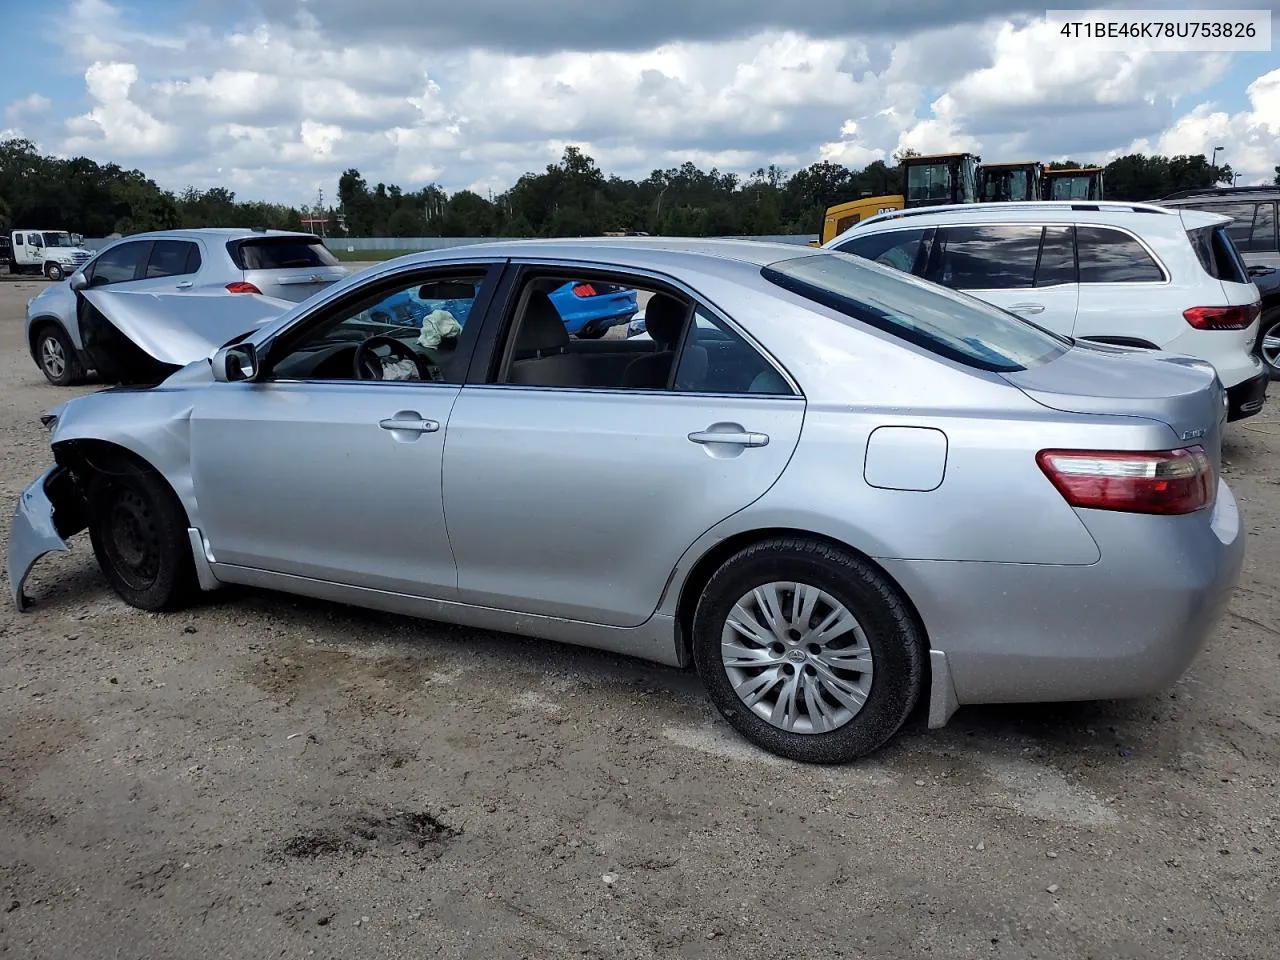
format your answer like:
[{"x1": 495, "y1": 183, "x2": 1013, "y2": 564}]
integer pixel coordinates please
[{"x1": 7, "y1": 465, "x2": 87, "y2": 611}]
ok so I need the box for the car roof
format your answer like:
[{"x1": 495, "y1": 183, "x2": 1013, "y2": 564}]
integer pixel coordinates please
[
  {"x1": 833, "y1": 200, "x2": 1230, "y2": 238},
  {"x1": 107, "y1": 227, "x2": 321, "y2": 242},
  {"x1": 1160, "y1": 185, "x2": 1280, "y2": 203},
  {"x1": 376, "y1": 236, "x2": 821, "y2": 271}
]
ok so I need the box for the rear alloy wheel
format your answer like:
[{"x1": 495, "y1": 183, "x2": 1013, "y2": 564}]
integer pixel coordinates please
[
  {"x1": 1257, "y1": 307, "x2": 1280, "y2": 379},
  {"x1": 87, "y1": 462, "x2": 198, "y2": 611},
  {"x1": 34, "y1": 324, "x2": 85, "y2": 386},
  {"x1": 45, "y1": 262, "x2": 64, "y2": 281},
  {"x1": 692, "y1": 537, "x2": 925, "y2": 763}
]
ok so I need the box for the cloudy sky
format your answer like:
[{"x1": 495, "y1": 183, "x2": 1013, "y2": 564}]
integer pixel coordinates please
[{"x1": 1, "y1": 0, "x2": 1277, "y2": 206}]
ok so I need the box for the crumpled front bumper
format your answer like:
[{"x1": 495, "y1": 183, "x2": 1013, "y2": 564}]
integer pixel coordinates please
[{"x1": 7, "y1": 465, "x2": 83, "y2": 611}]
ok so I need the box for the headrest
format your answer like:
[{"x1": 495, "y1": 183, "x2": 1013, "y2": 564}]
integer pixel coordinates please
[
  {"x1": 515, "y1": 290, "x2": 569, "y2": 354},
  {"x1": 644, "y1": 294, "x2": 688, "y2": 348}
]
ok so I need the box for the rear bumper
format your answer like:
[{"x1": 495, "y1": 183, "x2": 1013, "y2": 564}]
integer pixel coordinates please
[
  {"x1": 1226, "y1": 368, "x2": 1269, "y2": 421},
  {"x1": 881, "y1": 478, "x2": 1244, "y2": 716}
]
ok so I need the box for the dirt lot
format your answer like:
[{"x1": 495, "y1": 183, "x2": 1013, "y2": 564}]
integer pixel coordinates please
[{"x1": 1, "y1": 274, "x2": 1277, "y2": 960}]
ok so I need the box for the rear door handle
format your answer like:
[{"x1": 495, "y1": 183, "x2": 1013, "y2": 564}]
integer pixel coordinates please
[
  {"x1": 379, "y1": 417, "x2": 439, "y2": 433},
  {"x1": 175, "y1": 280, "x2": 193, "y2": 289},
  {"x1": 1011, "y1": 302, "x2": 1045, "y2": 315},
  {"x1": 688, "y1": 429, "x2": 769, "y2": 447}
]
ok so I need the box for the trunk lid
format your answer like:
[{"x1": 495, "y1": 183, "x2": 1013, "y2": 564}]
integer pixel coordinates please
[{"x1": 1001, "y1": 340, "x2": 1226, "y2": 466}]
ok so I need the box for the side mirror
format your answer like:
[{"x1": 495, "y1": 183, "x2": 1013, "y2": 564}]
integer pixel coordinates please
[
  {"x1": 68, "y1": 272, "x2": 88, "y2": 291},
  {"x1": 211, "y1": 343, "x2": 258, "y2": 382}
]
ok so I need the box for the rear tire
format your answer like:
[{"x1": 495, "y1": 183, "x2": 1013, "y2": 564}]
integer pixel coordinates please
[
  {"x1": 86, "y1": 460, "x2": 199, "y2": 612},
  {"x1": 691, "y1": 537, "x2": 925, "y2": 763},
  {"x1": 1257, "y1": 306, "x2": 1280, "y2": 380},
  {"x1": 34, "y1": 323, "x2": 85, "y2": 386}
]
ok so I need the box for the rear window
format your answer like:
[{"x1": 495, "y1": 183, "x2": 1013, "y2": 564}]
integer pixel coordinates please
[
  {"x1": 764, "y1": 253, "x2": 1070, "y2": 373},
  {"x1": 227, "y1": 236, "x2": 339, "y2": 270},
  {"x1": 1187, "y1": 225, "x2": 1250, "y2": 284}
]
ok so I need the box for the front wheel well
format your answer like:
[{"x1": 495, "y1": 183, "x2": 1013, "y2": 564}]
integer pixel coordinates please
[
  {"x1": 28, "y1": 316, "x2": 69, "y2": 362},
  {"x1": 672, "y1": 527, "x2": 932, "y2": 668},
  {"x1": 52, "y1": 440, "x2": 192, "y2": 527}
]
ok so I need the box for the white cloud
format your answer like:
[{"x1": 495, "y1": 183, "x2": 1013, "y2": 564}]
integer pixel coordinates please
[
  {"x1": 5, "y1": 94, "x2": 52, "y2": 126},
  {"x1": 14, "y1": 1, "x2": 1274, "y2": 205},
  {"x1": 63, "y1": 61, "x2": 177, "y2": 156},
  {"x1": 1129, "y1": 69, "x2": 1280, "y2": 185}
]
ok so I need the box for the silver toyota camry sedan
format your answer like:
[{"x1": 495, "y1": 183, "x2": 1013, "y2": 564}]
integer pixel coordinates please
[{"x1": 7, "y1": 237, "x2": 1244, "y2": 763}]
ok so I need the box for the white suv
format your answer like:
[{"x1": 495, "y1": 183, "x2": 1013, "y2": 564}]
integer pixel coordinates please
[{"x1": 826, "y1": 201, "x2": 1267, "y2": 421}]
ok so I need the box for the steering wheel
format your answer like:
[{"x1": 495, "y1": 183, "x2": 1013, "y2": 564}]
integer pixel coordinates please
[{"x1": 353, "y1": 334, "x2": 422, "y2": 380}]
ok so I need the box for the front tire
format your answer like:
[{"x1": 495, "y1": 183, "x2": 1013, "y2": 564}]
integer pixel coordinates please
[
  {"x1": 1257, "y1": 306, "x2": 1280, "y2": 379},
  {"x1": 34, "y1": 323, "x2": 85, "y2": 386},
  {"x1": 86, "y1": 461, "x2": 198, "y2": 611},
  {"x1": 45, "y1": 262, "x2": 64, "y2": 281},
  {"x1": 691, "y1": 537, "x2": 925, "y2": 763}
]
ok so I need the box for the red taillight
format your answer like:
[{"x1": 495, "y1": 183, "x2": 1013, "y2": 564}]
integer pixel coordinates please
[
  {"x1": 1036, "y1": 446, "x2": 1214, "y2": 515},
  {"x1": 226, "y1": 281, "x2": 262, "y2": 294},
  {"x1": 572, "y1": 283, "x2": 597, "y2": 297},
  {"x1": 1183, "y1": 302, "x2": 1259, "y2": 330}
]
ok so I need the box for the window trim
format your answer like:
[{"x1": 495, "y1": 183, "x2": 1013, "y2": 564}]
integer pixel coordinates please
[
  {"x1": 1073, "y1": 223, "x2": 1169, "y2": 285},
  {"x1": 474, "y1": 259, "x2": 802, "y2": 398},
  {"x1": 253, "y1": 260, "x2": 508, "y2": 387}
]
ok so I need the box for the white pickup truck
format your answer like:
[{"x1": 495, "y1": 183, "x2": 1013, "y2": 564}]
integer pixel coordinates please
[{"x1": 4, "y1": 229, "x2": 94, "y2": 280}]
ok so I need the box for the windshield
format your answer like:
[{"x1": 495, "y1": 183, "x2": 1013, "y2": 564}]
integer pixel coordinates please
[
  {"x1": 982, "y1": 170, "x2": 1032, "y2": 202},
  {"x1": 42, "y1": 232, "x2": 76, "y2": 247},
  {"x1": 1049, "y1": 176, "x2": 1091, "y2": 200},
  {"x1": 905, "y1": 163, "x2": 952, "y2": 204},
  {"x1": 761, "y1": 252, "x2": 1070, "y2": 372}
]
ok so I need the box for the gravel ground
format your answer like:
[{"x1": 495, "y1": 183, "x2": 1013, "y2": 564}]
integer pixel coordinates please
[{"x1": 1, "y1": 274, "x2": 1278, "y2": 959}]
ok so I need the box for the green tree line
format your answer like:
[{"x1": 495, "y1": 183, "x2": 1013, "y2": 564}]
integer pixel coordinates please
[{"x1": 1, "y1": 136, "x2": 1269, "y2": 240}]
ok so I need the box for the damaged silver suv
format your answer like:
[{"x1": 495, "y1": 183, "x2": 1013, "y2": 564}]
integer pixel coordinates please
[{"x1": 24, "y1": 228, "x2": 348, "y2": 386}]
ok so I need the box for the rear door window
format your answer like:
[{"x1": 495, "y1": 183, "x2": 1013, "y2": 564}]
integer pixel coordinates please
[
  {"x1": 833, "y1": 228, "x2": 931, "y2": 275},
  {"x1": 1076, "y1": 227, "x2": 1165, "y2": 283},
  {"x1": 927, "y1": 224, "x2": 1043, "y2": 289},
  {"x1": 1205, "y1": 201, "x2": 1278, "y2": 253},
  {"x1": 87, "y1": 240, "x2": 150, "y2": 286},
  {"x1": 229, "y1": 236, "x2": 341, "y2": 270},
  {"x1": 1035, "y1": 226, "x2": 1077, "y2": 286},
  {"x1": 144, "y1": 240, "x2": 201, "y2": 278}
]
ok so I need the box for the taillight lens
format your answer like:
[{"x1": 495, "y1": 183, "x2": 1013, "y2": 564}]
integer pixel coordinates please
[
  {"x1": 1183, "y1": 303, "x2": 1260, "y2": 330},
  {"x1": 226, "y1": 281, "x2": 262, "y2": 294},
  {"x1": 572, "y1": 283, "x2": 597, "y2": 297},
  {"x1": 1036, "y1": 446, "x2": 1214, "y2": 515}
]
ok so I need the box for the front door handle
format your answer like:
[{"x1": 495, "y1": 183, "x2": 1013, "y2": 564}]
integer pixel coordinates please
[
  {"x1": 688, "y1": 428, "x2": 769, "y2": 447},
  {"x1": 1011, "y1": 302, "x2": 1045, "y2": 315},
  {"x1": 175, "y1": 280, "x2": 193, "y2": 289},
  {"x1": 379, "y1": 416, "x2": 439, "y2": 434}
]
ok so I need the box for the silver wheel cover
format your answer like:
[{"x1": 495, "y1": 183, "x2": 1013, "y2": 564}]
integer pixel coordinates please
[{"x1": 720, "y1": 581, "x2": 874, "y2": 734}]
